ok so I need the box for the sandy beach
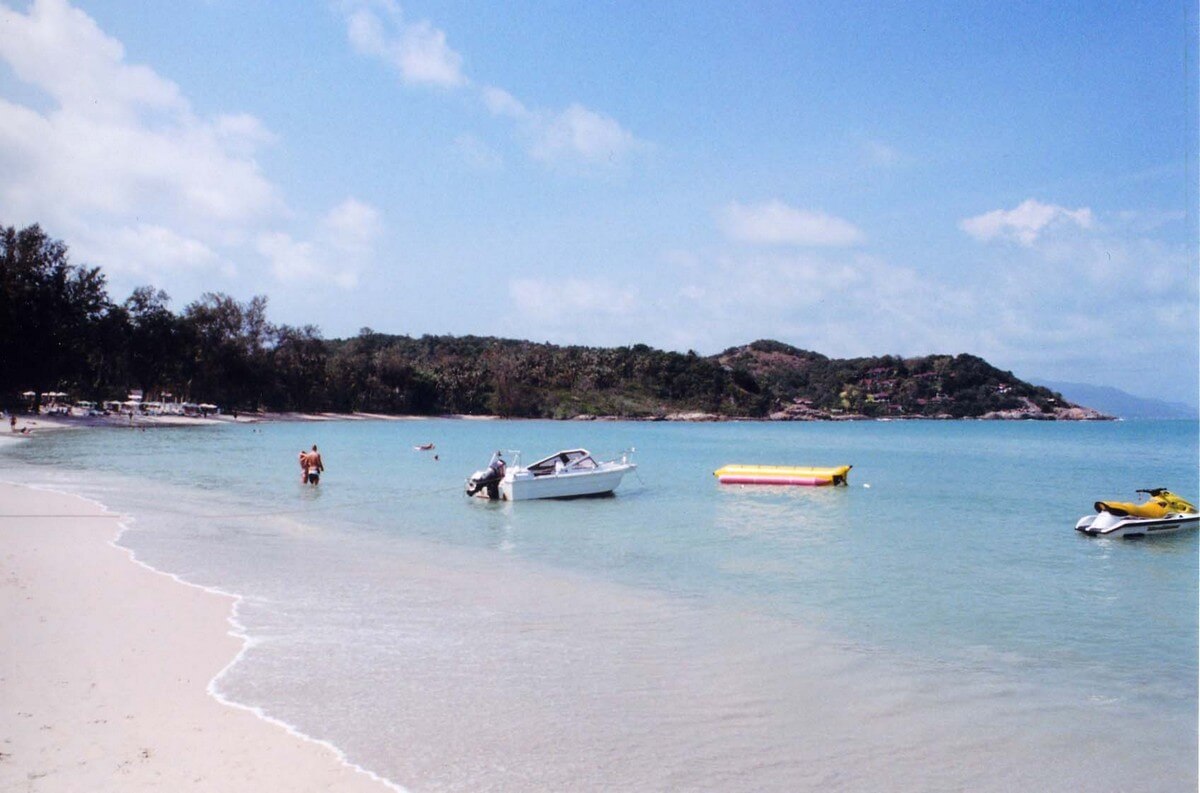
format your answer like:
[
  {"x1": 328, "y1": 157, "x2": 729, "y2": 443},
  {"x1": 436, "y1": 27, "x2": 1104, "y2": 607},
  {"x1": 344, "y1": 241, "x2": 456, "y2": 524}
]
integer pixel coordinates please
[
  {"x1": 2, "y1": 410, "x2": 489, "y2": 438},
  {"x1": 0, "y1": 482, "x2": 394, "y2": 792}
]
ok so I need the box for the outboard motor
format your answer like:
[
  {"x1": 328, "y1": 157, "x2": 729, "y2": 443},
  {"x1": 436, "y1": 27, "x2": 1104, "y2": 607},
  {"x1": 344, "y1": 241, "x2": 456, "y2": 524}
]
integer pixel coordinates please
[{"x1": 465, "y1": 452, "x2": 506, "y2": 500}]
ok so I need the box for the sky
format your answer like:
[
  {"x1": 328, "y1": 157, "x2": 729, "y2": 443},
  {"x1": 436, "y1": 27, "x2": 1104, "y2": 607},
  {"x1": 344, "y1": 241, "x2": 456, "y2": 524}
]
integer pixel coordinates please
[{"x1": 1, "y1": 0, "x2": 1196, "y2": 405}]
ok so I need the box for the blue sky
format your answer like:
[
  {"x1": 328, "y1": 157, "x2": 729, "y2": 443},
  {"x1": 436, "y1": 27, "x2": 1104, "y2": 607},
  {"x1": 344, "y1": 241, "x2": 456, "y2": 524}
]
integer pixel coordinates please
[{"x1": 1, "y1": 0, "x2": 1196, "y2": 404}]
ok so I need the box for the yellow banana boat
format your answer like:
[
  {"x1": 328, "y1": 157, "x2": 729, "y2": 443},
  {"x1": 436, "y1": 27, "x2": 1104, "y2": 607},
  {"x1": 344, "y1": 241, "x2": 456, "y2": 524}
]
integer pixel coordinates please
[{"x1": 714, "y1": 464, "x2": 851, "y2": 486}]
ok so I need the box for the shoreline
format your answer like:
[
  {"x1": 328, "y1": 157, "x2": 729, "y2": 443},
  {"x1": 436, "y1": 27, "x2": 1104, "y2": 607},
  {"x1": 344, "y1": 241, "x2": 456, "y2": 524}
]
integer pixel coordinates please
[
  {"x1": 0, "y1": 481, "x2": 400, "y2": 792},
  {"x1": 1, "y1": 411, "x2": 507, "y2": 436},
  {"x1": 4, "y1": 406, "x2": 1115, "y2": 437}
]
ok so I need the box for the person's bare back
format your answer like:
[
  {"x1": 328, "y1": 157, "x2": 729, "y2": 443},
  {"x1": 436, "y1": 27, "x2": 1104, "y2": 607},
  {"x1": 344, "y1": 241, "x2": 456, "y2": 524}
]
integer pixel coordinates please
[{"x1": 304, "y1": 445, "x2": 324, "y2": 484}]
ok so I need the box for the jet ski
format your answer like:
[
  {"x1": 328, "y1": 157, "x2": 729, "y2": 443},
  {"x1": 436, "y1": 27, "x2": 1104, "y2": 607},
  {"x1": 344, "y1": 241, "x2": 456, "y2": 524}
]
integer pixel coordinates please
[{"x1": 1075, "y1": 488, "x2": 1198, "y2": 538}]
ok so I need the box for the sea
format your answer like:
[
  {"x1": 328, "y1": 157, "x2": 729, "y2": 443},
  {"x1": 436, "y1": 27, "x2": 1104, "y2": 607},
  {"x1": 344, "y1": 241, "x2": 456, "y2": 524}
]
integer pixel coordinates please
[{"x1": 2, "y1": 418, "x2": 1196, "y2": 792}]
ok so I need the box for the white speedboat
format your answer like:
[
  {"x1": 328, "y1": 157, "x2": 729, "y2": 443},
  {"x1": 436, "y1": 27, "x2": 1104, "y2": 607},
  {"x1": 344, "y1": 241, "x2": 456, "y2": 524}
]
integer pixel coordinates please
[
  {"x1": 465, "y1": 448, "x2": 635, "y2": 501},
  {"x1": 1075, "y1": 488, "x2": 1199, "y2": 538}
]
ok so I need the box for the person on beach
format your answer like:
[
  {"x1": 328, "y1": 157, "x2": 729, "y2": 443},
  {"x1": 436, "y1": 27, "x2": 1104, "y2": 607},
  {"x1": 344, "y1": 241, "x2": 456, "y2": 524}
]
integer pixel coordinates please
[
  {"x1": 305, "y1": 444, "x2": 324, "y2": 485},
  {"x1": 9, "y1": 415, "x2": 15, "y2": 432}
]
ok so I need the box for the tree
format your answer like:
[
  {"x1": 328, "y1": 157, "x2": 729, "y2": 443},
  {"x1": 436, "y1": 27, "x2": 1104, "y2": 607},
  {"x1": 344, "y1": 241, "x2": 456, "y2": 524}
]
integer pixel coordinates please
[
  {"x1": 0, "y1": 223, "x2": 113, "y2": 408},
  {"x1": 182, "y1": 293, "x2": 274, "y2": 409},
  {"x1": 125, "y1": 287, "x2": 184, "y2": 397},
  {"x1": 270, "y1": 324, "x2": 328, "y2": 411}
]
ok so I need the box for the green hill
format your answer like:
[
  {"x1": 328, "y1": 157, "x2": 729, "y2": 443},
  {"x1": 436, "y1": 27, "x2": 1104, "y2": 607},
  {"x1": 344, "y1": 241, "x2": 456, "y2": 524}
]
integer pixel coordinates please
[{"x1": 318, "y1": 333, "x2": 1108, "y2": 421}]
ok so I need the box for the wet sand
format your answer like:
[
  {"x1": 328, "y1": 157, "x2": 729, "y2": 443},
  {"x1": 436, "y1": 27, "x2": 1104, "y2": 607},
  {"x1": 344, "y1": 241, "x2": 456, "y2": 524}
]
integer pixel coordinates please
[{"x1": 0, "y1": 482, "x2": 396, "y2": 792}]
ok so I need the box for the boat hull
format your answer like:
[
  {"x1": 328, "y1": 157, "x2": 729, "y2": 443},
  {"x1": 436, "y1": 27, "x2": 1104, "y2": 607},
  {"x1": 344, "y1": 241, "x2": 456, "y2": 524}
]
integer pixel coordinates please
[
  {"x1": 714, "y1": 464, "x2": 851, "y2": 487},
  {"x1": 1075, "y1": 512, "x2": 1199, "y2": 538}
]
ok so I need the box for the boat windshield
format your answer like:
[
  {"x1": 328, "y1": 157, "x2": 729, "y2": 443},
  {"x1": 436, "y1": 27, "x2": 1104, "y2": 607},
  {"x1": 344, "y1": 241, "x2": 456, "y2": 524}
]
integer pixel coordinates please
[{"x1": 527, "y1": 449, "x2": 594, "y2": 474}]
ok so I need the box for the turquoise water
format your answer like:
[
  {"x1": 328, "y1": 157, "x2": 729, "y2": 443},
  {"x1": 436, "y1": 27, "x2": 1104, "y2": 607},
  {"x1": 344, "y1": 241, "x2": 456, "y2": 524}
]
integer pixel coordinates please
[{"x1": 2, "y1": 419, "x2": 1197, "y2": 791}]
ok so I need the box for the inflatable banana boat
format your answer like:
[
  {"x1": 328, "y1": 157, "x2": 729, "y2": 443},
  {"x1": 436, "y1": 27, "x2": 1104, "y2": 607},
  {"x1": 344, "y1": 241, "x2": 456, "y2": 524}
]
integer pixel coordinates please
[{"x1": 714, "y1": 464, "x2": 851, "y2": 486}]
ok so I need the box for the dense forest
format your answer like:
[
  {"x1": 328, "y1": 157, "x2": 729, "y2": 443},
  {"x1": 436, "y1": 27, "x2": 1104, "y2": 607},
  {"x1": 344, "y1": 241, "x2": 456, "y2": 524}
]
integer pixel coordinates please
[{"x1": 1, "y1": 223, "x2": 1086, "y2": 420}]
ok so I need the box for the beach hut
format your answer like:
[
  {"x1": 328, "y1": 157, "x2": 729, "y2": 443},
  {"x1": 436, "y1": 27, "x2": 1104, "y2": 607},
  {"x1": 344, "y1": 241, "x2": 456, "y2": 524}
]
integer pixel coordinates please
[{"x1": 198, "y1": 403, "x2": 219, "y2": 417}]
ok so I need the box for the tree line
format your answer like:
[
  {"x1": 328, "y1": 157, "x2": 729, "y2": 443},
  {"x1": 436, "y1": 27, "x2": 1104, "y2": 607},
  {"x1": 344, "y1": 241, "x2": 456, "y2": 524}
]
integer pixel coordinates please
[{"x1": 1, "y1": 223, "x2": 1069, "y2": 419}]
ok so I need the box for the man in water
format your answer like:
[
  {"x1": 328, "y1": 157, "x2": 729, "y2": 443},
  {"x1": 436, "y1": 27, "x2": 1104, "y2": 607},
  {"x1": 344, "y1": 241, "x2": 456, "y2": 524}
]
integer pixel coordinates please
[{"x1": 305, "y1": 444, "x2": 325, "y2": 485}]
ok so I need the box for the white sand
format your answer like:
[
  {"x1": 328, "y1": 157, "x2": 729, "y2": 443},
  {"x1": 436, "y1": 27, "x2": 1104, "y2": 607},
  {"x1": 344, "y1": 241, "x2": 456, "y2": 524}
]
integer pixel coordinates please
[
  {"x1": 0, "y1": 483, "x2": 396, "y2": 792},
  {"x1": 1, "y1": 411, "x2": 482, "y2": 437}
]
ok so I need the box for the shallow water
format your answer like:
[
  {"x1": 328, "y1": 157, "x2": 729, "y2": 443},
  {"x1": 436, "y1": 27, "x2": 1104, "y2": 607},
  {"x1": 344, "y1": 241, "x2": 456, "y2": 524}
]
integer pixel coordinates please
[{"x1": 2, "y1": 419, "x2": 1196, "y2": 791}]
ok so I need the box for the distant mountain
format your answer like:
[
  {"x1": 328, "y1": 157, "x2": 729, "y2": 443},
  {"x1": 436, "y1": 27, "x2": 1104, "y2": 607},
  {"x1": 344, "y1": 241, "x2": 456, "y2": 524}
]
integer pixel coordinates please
[{"x1": 1035, "y1": 381, "x2": 1198, "y2": 419}]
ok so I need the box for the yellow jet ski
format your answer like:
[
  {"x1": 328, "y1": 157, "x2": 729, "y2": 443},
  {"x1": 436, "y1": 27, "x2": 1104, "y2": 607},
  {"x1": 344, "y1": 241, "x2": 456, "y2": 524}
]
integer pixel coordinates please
[{"x1": 1075, "y1": 488, "x2": 1198, "y2": 538}]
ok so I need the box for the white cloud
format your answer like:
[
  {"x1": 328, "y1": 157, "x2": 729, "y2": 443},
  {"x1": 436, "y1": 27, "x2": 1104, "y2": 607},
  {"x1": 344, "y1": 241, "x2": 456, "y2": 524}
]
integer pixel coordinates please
[
  {"x1": 528, "y1": 103, "x2": 640, "y2": 166},
  {"x1": 0, "y1": 0, "x2": 391, "y2": 301},
  {"x1": 509, "y1": 278, "x2": 638, "y2": 324},
  {"x1": 256, "y1": 198, "x2": 382, "y2": 290},
  {"x1": 0, "y1": 0, "x2": 183, "y2": 121},
  {"x1": 959, "y1": 198, "x2": 1094, "y2": 246},
  {"x1": 339, "y1": 6, "x2": 645, "y2": 169},
  {"x1": 454, "y1": 133, "x2": 504, "y2": 171},
  {"x1": 718, "y1": 201, "x2": 864, "y2": 247},
  {"x1": 321, "y1": 197, "x2": 382, "y2": 254},
  {"x1": 665, "y1": 251, "x2": 962, "y2": 356},
  {"x1": 484, "y1": 92, "x2": 645, "y2": 168},
  {"x1": 482, "y1": 86, "x2": 528, "y2": 119},
  {"x1": 0, "y1": 0, "x2": 283, "y2": 282},
  {"x1": 83, "y1": 224, "x2": 232, "y2": 278},
  {"x1": 342, "y1": 0, "x2": 466, "y2": 88},
  {"x1": 257, "y1": 232, "x2": 323, "y2": 283},
  {"x1": 213, "y1": 113, "x2": 280, "y2": 155}
]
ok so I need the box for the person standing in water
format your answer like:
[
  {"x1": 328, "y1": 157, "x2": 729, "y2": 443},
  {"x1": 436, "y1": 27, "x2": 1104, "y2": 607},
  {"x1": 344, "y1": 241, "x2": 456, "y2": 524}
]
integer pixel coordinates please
[
  {"x1": 305, "y1": 444, "x2": 324, "y2": 485},
  {"x1": 299, "y1": 450, "x2": 309, "y2": 483}
]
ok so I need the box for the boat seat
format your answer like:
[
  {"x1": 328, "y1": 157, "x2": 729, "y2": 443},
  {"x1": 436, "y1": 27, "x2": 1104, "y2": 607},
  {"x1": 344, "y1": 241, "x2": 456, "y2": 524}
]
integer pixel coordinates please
[{"x1": 1095, "y1": 499, "x2": 1172, "y2": 518}]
